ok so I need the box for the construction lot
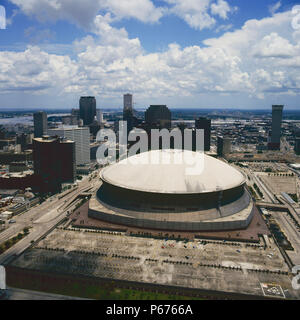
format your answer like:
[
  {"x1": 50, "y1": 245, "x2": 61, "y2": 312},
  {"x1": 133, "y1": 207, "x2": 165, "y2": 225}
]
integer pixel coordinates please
[
  {"x1": 258, "y1": 173, "x2": 297, "y2": 195},
  {"x1": 10, "y1": 227, "x2": 300, "y2": 299}
]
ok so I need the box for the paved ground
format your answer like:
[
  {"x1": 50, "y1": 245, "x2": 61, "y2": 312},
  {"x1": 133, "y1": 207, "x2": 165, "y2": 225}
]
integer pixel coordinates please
[
  {"x1": 259, "y1": 174, "x2": 297, "y2": 195},
  {"x1": 10, "y1": 226, "x2": 300, "y2": 299}
]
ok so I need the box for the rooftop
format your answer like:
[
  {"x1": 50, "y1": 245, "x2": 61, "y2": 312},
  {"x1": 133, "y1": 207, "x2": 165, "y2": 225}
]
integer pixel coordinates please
[{"x1": 101, "y1": 149, "x2": 245, "y2": 194}]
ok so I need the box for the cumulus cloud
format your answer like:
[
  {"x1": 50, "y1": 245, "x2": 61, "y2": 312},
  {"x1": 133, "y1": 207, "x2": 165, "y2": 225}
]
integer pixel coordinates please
[
  {"x1": 0, "y1": 9, "x2": 300, "y2": 105},
  {"x1": 211, "y1": 0, "x2": 231, "y2": 19},
  {"x1": 0, "y1": 46, "x2": 78, "y2": 94},
  {"x1": 100, "y1": 0, "x2": 165, "y2": 23},
  {"x1": 9, "y1": 0, "x2": 237, "y2": 31},
  {"x1": 252, "y1": 32, "x2": 297, "y2": 58},
  {"x1": 164, "y1": 0, "x2": 216, "y2": 30},
  {"x1": 9, "y1": 0, "x2": 165, "y2": 28},
  {"x1": 163, "y1": 0, "x2": 235, "y2": 30}
]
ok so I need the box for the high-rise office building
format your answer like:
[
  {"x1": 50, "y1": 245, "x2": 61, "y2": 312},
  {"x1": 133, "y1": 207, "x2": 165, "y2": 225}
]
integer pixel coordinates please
[
  {"x1": 123, "y1": 94, "x2": 133, "y2": 112},
  {"x1": 217, "y1": 136, "x2": 231, "y2": 156},
  {"x1": 96, "y1": 109, "x2": 103, "y2": 124},
  {"x1": 48, "y1": 126, "x2": 90, "y2": 165},
  {"x1": 123, "y1": 109, "x2": 134, "y2": 134},
  {"x1": 33, "y1": 111, "x2": 48, "y2": 138},
  {"x1": 123, "y1": 94, "x2": 136, "y2": 134},
  {"x1": 60, "y1": 138, "x2": 76, "y2": 183},
  {"x1": 195, "y1": 117, "x2": 211, "y2": 151},
  {"x1": 268, "y1": 105, "x2": 284, "y2": 150},
  {"x1": 33, "y1": 136, "x2": 75, "y2": 194},
  {"x1": 16, "y1": 133, "x2": 33, "y2": 152},
  {"x1": 145, "y1": 105, "x2": 171, "y2": 129},
  {"x1": 79, "y1": 97, "x2": 96, "y2": 126}
]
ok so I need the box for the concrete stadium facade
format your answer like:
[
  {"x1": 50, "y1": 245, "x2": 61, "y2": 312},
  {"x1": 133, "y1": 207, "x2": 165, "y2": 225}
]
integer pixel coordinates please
[{"x1": 89, "y1": 150, "x2": 254, "y2": 231}]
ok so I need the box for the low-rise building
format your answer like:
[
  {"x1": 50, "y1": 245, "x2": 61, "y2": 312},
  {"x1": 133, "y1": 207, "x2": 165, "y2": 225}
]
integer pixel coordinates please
[{"x1": 0, "y1": 211, "x2": 13, "y2": 219}]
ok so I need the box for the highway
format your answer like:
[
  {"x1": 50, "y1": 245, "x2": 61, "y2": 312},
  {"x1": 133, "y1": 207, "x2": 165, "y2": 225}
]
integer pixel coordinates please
[{"x1": 0, "y1": 170, "x2": 102, "y2": 265}]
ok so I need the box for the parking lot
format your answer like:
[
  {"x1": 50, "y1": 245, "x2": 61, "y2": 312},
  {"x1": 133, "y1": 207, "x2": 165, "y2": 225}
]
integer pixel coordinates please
[{"x1": 10, "y1": 227, "x2": 300, "y2": 298}]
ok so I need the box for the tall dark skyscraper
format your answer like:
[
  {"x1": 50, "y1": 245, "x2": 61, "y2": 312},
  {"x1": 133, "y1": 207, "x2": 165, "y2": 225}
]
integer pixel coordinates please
[
  {"x1": 123, "y1": 93, "x2": 133, "y2": 112},
  {"x1": 123, "y1": 109, "x2": 134, "y2": 134},
  {"x1": 145, "y1": 105, "x2": 171, "y2": 129},
  {"x1": 123, "y1": 93, "x2": 134, "y2": 134},
  {"x1": 195, "y1": 117, "x2": 211, "y2": 151},
  {"x1": 33, "y1": 111, "x2": 48, "y2": 138},
  {"x1": 217, "y1": 136, "x2": 231, "y2": 156},
  {"x1": 268, "y1": 105, "x2": 284, "y2": 151},
  {"x1": 60, "y1": 139, "x2": 76, "y2": 184},
  {"x1": 33, "y1": 136, "x2": 76, "y2": 194},
  {"x1": 79, "y1": 96, "x2": 96, "y2": 126}
]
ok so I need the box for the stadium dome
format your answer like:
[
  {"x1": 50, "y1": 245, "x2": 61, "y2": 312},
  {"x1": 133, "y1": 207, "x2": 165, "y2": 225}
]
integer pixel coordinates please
[
  {"x1": 100, "y1": 150, "x2": 245, "y2": 194},
  {"x1": 89, "y1": 150, "x2": 254, "y2": 231}
]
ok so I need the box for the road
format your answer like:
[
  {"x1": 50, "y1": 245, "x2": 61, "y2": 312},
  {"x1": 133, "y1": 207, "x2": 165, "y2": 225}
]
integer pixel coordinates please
[
  {"x1": 251, "y1": 170, "x2": 278, "y2": 204},
  {"x1": 241, "y1": 167, "x2": 275, "y2": 203},
  {"x1": 0, "y1": 170, "x2": 102, "y2": 265},
  {"x1": 271, "y1": 210, "x2": 300, "y2": 266}
]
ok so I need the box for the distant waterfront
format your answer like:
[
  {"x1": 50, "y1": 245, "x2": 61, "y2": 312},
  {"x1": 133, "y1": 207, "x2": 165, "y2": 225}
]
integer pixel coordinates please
[
  {"x1": 0, "y1": 109, "x2": 300, "y2": 126},
  {"x1": 0, "y1": 116, "x2": 33, "y2": 125},
  {"x1": 0, "y1": 113, "x2": 69, "y2": 125}
]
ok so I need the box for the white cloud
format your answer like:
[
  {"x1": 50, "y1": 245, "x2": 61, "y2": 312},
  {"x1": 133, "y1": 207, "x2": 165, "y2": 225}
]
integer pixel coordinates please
[
  {"x1": 269, "y1": 1, "x2": 281, "y2": 16},
  {"x1": 164, "y1": 0, "x2": 215, "y2": 30},
  {"x1": 252, "y1": 32, "x2": 297, "y2": 58},
  {"x1": 1, "y1": 9, "x2": 300, "y2": 106},
  {"x1": 215, "y1": 23, "x2": 233, "y2": 33},
  {"x1": 9, "y1": 0, "x2": 164, "y2": 28},
  {"x1": 163, "y1": 0, "x2": 235, "y2": 30},
  {"x1": 211, "y1": 0, "x2": 231, "y2": 19},
  {"x1": 0, "y1": 46, "x2": 78, "y2": 94},
  {"x1": 100, "y1": 0, "x2": 165, "y2": 23},
  {"x1": 9, "y1": 0, "x2": 237, "y2": 32}
]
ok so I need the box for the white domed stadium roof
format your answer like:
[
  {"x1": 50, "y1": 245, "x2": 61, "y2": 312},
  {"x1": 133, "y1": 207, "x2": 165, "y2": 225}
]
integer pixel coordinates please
[{"x1": 100, "y1": 149, "x2": 245, "y2": 194}]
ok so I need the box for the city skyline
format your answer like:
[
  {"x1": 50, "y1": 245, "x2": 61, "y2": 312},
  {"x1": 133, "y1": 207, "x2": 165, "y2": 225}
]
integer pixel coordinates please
[
  {"x1": 1, "y1": 88, "x2": 300, "y2": 301},
  {"x1": 1, "y1": 1, "x2": 300, "y2": 303},
  {"x1": 0, "y1": 1, "x2": 299, "y2": 109}
]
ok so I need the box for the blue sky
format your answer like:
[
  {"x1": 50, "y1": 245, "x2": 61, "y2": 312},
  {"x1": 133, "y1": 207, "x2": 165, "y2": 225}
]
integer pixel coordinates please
[{"x1": 0, "y1": 0, "x2": 300, "y2": 109}]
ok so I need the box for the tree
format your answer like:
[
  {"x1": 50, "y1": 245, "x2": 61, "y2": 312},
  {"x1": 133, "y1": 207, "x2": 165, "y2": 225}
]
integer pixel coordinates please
[{"x1": 23, "y1": 227, "x2": 29, "y2": 234}]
